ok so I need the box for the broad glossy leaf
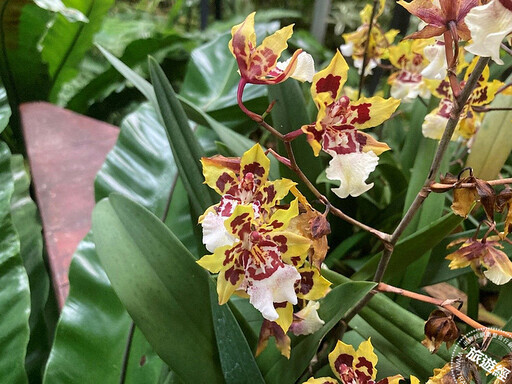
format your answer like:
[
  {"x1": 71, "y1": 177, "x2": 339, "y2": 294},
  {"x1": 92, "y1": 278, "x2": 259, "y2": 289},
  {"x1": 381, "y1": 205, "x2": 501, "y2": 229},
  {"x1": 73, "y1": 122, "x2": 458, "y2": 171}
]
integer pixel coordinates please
[
  {"x1": 149, "y1": 58, "x2": 217, "y2": 216},
  {"x1": 43, "y1": 104, "x2": 181, "y2": 383},
  {"x1": 67, "y1": 34, "x2": 192, "y2": 113},
  {"x1": 0, "y1": 2, "x2": 51, "y2": 104},
  {"x1": 258, "y1": 281, "x2": 376, "y2": 384},
  {"x1": 97, "y1": 44, "x2": 272, "y2": 177},
  {"x1": 352, "y1": 213, "x2": 463, "y2": 281},
  {"x1": 0, "y1": 142, "x2": 30, "y2": 384},
  {"x1": 10, "y1": 155, "x2": 51, "y2": 382},
  {"x1": 42, "y1": 0, "x2": 115, "y2": 101},
  {"x1": 92, "y1": 194, "x2": 224, "y2": 383}
]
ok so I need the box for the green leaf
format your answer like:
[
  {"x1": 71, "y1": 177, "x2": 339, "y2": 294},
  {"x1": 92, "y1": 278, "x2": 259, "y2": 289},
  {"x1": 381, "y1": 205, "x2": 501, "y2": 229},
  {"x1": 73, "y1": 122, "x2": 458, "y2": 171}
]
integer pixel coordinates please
[
  {"x1": 10, "y1": 155, "x2": 51, "y2": 382},
  {"x1": 352, "y1": 213, "x2": 463, "y2": 281},
  {"x1": 0, "y1": 2, "x2": 51, "y2": 103},
  {"x1": 209, "y1": 281, "x2": 265, "y2": 384},
  {"x1": 258, "y1": 281, "x2": 376, "y2": 384},
  {"x1": 92, "y1": 193, "x2": 224, "y2": 383},
  {"x1": 42, "y1": 0, "x2": 115, "y2": 101},
  {"x1": 67, "y1": 34, "x2": 192, "y2": 113},
  {"x1": 149, "y1": 57, "x2": 216, "y2": 216},
  {"x1": 96, "y1": 44, "x2": 276, "y2": 179},
  {"x1": 0, "y1": 142, "x2": 30, "y2": 384},
  {"x1": 466, "y1": 80, "x2": 512, "y2": 179},
  {"x1": 43, "y1": 104, "x2": 180, "y2": 383}
]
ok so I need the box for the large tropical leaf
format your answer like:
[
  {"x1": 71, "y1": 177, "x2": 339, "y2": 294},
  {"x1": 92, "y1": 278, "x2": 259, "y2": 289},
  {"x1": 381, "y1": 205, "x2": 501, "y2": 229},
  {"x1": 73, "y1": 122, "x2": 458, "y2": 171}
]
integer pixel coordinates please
[
  {"x1": 10, "y1": 155, "x2": 51, "y2": 382},
  {"x1": 42, "y1": 0, "x2": 115, "y2": 101},
  {"x1": 0, "y1": 142, "x2": 31, "y2": 384},
  {"x1": 43, "y1": 104, "x2": 183, "y2": 383},
  {"x1": 67, "y1": 33, "x2": 193, "y2": 113},
  {"x1": 92, "y1": 193, "x2": 225, "y2": 383}
]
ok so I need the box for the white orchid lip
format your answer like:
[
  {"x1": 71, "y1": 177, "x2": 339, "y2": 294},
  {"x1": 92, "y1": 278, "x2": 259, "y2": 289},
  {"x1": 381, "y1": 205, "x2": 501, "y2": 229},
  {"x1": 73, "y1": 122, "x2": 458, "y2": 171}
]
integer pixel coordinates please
[
  {"x1": 325, "y1": 151, "x2": 379, "y2": 199},
  {"x1": 274, "y1": 52, "x2": 315, "y2": 83},
  {"x1": 244, "y1": 263, "x2": 300, "y2": 321},
  {"x1": 465, "y1": 0, "x2": 512, "y2": 65}
]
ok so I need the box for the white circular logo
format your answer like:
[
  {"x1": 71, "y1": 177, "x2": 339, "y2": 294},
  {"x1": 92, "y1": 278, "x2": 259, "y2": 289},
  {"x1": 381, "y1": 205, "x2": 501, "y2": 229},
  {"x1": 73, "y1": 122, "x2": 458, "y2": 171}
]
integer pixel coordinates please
[{"x1": 450, "y1": 328, "x2": 512, "y2": 384}]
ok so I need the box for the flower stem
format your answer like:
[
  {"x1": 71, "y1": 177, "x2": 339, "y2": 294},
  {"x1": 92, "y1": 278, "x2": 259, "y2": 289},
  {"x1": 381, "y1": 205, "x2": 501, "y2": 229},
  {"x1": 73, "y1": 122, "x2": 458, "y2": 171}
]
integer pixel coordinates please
[
  {"x1": 376, "y1": 282, "x2": 512, "y2": 339},
  {"x1": 357, "y1": 0, "x2": 379, "y2": 99}
]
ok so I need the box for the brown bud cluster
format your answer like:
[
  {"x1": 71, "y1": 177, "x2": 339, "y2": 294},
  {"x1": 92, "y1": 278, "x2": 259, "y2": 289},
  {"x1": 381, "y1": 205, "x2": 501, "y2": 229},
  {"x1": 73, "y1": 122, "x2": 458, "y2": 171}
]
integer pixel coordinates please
[{"x1": 422, "y1": 309, "x2": 460, "y2": 354}]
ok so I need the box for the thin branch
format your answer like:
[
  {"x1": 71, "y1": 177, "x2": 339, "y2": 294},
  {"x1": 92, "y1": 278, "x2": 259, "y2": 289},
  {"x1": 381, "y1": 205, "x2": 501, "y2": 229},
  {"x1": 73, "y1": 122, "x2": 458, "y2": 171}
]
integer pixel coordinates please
[
  {"x1": 377, "y1": 283, "x2": 512, "y2": 339},
  {"x1": 342, "y1": 57, "x2": 491, "y2": 328},
  {"x1": 430, "y1": 177, "x2": 512, "y2": 192},
  {"x1": 501, "y1": 42, "x2": 512, "y2": 57},
  {"x1": 358, "y1": 0, "x2": 379, "y2": 99}
]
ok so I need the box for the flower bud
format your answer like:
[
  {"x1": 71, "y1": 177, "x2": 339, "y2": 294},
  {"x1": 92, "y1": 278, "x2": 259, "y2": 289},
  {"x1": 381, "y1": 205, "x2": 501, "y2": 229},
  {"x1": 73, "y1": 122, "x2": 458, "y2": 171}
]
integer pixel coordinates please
[{"x1": 422, "y1": 309, "x2": 460, "y2": 353}]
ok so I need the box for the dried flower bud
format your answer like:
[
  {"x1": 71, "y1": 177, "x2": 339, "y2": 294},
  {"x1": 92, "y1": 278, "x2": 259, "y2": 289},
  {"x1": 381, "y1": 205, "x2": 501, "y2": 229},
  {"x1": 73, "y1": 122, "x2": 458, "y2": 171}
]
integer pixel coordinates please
[
  {"x1": 310, "y1": 214, "x2": 331, "y2": 238},
  {"x1": 496, "y1": 187, "x2": 512, "y2": 213},
  {"x1": 474, "y1": 178, "x2": 496, "y2": 222},
  {"x1": 422, "y1": 309, "x2": 460, "y2": 354}
]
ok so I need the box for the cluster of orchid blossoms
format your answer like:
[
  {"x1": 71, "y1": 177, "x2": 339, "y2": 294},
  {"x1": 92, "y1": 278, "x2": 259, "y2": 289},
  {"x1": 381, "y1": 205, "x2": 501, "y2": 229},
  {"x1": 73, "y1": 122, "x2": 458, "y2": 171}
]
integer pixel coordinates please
[
  {"x1": 198, "y1": 144, "x2": 331, "y2": 357},
  {"x1": 302, "y1": 339, "x2": 419, "y2": 384},
  {"x1": 195, "y1": 0, "x2": 512, "y2": 371}
]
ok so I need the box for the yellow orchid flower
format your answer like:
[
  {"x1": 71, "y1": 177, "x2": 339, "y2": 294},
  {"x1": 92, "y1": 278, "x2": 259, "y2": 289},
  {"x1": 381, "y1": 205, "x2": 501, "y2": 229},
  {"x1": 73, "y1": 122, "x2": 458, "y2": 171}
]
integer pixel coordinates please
[
  {"x1": 197, "y1": 200, "x2": 311, "y2": 320},
  {"x1": 340, "y1": 0, "x2": 399, "y2": 75},
  {"x1": 229, "y1": 12, "x2": 314, "y2": 86},
  {"x1": 302, "y1": 51, "x2": 399, "y2": 198},
  {"x1": 302, "y1": 339, "x2": 420, "y2": 384},
  {"x1": 387, "y1": 39, "x2": 433, "y2": 102},
  {"x1": 422, "y1": 57, "x2": 504, "y2": 141}
]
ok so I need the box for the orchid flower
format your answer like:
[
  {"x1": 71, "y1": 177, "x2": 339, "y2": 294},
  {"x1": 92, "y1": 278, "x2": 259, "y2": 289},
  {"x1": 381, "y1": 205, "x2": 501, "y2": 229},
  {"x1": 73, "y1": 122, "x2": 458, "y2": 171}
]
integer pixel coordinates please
[
  {"x1": 465, "y1": 0, "x2": 512, "y2": 65},
  {"x1": 197, "y1": 199, "x2": 311, "y2": 321},
  {"x1": 340, "y1": 0, "x2": 399, "y2": 75},
  {"x1": 302, "y1": 51, "x2": 400, "y2": 198},
  {"x1": 229, "y1": 12, "x2": 314, "y2": 86},
  {"x1": 200, "y1": 144, "x2": 295, "y2": 252},
  {"x1": 388, "y1": 38, "x2": 433, "y2": 102},
  {"x1": 422, "y1": 57, "x2": 503, "y2": 141},
  {"x1": 398, "y1": 0, "x2": 478, "y2": 40},
  {"x1": 302, "y1": 339, "x2": 419, "y2": 384},
  {"x1": 446, "y1": 237, "x2": 512, "y2": 285}
]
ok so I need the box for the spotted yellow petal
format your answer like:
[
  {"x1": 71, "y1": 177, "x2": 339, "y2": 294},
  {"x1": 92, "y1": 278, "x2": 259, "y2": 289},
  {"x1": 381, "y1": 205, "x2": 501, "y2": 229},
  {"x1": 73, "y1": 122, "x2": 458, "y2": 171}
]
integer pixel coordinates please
[
  {"x1": 296, "y1": 265, "x2": 331, "y2": 300},
  {"x1": 328, "y1": 340, "x2": 358, "y2": 381},
  {"x1": 201, "y1": 158, "x2": 238, "y2": 195},
  {"x1": 256, "y1": 24, "x2": 294, "y2": 73},
  {"x1": 302, "y1": 378, "x2": 338, "y2": 384},
  {"x1": 224, "y1": 204, "x2": 254, "y2": 238},
  {"x1": 240, "y1": 144, "x2": 270, "y2": 187},
  {"x1": 350, "y1": 96, "x2": 400, "y2": 130},
  {"x1": 274, "y1": 231, "x2": 310, "y2": 267},
  {"x1": 266, "y1": 198, "x2": 300, "y2": 231},
  {"x1": 311, "y1": 51, "x2": 349, "y2": 106},
  {"x1": 197, "y1": 245, "x2": 231, "y2": 274},
  {"x1": 229, "y1": 12, "x2": 256, "y2": 68},
  {"x1": 358, "y1": 131, "x2": 390, "y2": 155}
]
